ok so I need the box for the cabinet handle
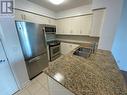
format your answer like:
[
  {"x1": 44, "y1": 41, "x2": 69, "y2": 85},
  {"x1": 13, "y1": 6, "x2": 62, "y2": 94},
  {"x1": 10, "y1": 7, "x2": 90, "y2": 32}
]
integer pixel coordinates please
[
  {"x1": 21, "y1": 14, "x2": 23, "y2": 20},
  {"x1": 23, "y1": 15, "x2": 26, "y2": 20},
  {"x1": 48, "y1": 19, "x2": 51, "y2": 24},
  {"x1": 21, "y1": 14, "x2": 26, "y2": 20},
  {"x1": 80, "y1": 30, "x2": 82, "y2": 34},
  {"x1": 70, "y1": 30, "x2": 73, "y2": 33}
]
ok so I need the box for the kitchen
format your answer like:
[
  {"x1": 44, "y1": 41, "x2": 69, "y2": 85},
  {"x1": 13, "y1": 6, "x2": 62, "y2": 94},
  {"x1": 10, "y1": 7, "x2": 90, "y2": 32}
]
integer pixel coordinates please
[{"x1": 0, "y1": 0, "x2": 127, "y2": 95}]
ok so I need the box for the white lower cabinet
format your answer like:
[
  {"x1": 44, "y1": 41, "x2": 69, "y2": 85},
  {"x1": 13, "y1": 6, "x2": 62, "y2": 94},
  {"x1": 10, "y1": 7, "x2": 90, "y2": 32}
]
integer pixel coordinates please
[{"x1": 61, "y1": 42, "x2": 79, "y2": 55}]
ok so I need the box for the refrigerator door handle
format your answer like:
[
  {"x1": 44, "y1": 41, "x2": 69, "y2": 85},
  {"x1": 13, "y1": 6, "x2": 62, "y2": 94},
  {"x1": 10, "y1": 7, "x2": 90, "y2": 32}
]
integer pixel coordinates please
[{"x1": 28, "y1": 56, "x2": 41, "y2": 63}]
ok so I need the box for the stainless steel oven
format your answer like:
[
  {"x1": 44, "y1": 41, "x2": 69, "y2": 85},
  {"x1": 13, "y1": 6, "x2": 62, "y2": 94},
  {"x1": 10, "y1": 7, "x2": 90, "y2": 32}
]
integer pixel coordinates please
[
  {"x1": 49, "y1": 41, "x2": 61, "y2": 61},
  {"x1": 43, "y1": 25, "x2": 60, "y2": 61}
]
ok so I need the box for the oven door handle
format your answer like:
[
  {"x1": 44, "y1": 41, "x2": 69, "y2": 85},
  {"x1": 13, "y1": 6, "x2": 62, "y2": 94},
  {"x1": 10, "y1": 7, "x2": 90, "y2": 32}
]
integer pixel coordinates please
[{"x1": 49, "y1": 44, "x2": 60, "y2": 47}]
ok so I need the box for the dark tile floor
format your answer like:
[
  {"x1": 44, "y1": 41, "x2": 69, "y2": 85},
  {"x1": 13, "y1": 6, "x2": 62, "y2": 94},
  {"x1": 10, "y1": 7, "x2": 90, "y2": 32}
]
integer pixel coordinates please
[{"x1": 121, "y1": 70, "x2": 127, "y2": 86}]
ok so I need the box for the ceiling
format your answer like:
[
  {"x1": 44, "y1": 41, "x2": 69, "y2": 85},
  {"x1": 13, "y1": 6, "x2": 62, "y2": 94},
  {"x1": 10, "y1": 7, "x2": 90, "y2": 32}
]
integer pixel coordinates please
[{"x1": 27, "y1": 0, "x2": 92, "y2": 12}]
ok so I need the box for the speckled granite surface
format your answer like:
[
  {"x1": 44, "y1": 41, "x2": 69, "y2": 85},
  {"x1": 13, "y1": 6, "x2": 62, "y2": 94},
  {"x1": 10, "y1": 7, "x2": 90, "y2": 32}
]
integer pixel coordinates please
[{"x1": 44, "y1": 47, "x2": 127, "y2": 95}]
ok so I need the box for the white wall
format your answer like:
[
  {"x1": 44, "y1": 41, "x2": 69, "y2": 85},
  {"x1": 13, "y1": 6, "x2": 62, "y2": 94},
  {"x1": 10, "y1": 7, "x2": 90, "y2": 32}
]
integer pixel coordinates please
[
  {"x1": 0, "y1": 18, "x2": 29, "y2": 89},
  {"x1": 92, "y1": 0, "x2": 123, "y2": 50},
  {"x1": 56, "y1": 4, "x2": 92, "y2": 19},
  {"x1": 15, "y1": 0, "x2": 56, "y2": 18},
  {"x1": 112, "y1": 0, "x2": 127, "y2": 71}
]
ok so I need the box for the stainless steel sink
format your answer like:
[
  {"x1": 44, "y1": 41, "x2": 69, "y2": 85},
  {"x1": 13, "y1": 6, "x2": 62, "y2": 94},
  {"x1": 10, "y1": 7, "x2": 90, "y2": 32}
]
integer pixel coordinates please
[{"x1": 73, "y1": 47, "x2": 92, "y2": 58}]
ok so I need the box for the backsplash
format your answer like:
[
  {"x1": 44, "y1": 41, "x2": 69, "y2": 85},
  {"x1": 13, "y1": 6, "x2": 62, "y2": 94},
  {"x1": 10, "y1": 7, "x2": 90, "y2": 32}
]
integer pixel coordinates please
[
  {"x1": 56, "y1": 35, "x2": 99, "y2": 43},
  {"x1": 46, "y1": 33, "x2": 56, "y2": 42}
]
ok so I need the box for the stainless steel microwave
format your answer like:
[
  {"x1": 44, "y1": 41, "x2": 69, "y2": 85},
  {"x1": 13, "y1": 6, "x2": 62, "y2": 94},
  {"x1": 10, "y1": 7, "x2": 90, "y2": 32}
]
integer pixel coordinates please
[{"x1": 43, "y1": 25, "x2": 56, "y2": 33}]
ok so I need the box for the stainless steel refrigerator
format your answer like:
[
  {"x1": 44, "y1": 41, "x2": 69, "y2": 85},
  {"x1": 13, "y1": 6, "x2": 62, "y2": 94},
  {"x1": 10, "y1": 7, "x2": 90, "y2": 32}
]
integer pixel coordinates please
[{"x1": 15, "y1": 21, "x2": 48, "y2": 79}]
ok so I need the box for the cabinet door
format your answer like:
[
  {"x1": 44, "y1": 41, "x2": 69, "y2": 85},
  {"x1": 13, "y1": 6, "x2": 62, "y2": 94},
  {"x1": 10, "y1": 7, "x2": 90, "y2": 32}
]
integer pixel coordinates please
[
  {"x1": 15, "y1": 10, "x2": 36, "y2": 22},
  {"x1": 57, "y1": 18, "x2": 74, "y2": 35},
  {"x1": 80, "y1": 15, "x2": 92, "y2": 36},
  {"x1": 48, "y1": 18, "x2": 56, "y2": 25},
  {"x1": 90, "y1": 9, "x2": 105, "y2": 37},
  {"x1": 63, "y1": 19, "x2": 72, "y2": 35},
  {"x1": 0, "y1": 40, "x2": 18, "y2": 95},
  {"x1": 61, "y1": 42, "x2": 79, "y2": 55},
  {"x1": 61, "y1": 42, "x2": 69, "y2": 54},
  {"x1": 23, "y1": 12, "x2": 49, "y2": 24},
  {"x1": 14, "y1": 10, "x2": 25, "y2": 20},
  {"x1": 69, "y1": 17, "x2": 80, "y2": 35},
  {"x1": 56, "y1": 15, "x2": 92, "y2": 36},
  {"x1": 15, "y1": 10, "x2": 56, "y2": 25},
  {"x1": 57, "y1": 19, "x2": 64, "y2": 34},
  {"x1": 23, "y1": 12, "x2": 38, "y2": 23},
  {"x1": 71, "y1": 44, "x2": 79, "y2": 49}
]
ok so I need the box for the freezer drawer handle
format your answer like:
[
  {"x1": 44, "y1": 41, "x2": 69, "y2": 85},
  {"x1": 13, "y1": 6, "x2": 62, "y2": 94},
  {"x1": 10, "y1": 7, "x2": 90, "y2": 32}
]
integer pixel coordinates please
[{"x1": 28, "y1": 57, "x2": 41, "y2": 63}]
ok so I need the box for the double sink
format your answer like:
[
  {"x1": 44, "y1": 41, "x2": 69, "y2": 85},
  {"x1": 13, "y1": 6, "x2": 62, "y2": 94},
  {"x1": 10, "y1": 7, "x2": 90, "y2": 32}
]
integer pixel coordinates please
[
  {"x1": 73, "y1": 47, "x2": 92, "y2": 58},
  {"x1": 73, "y1": 43, "x2": 97, "y2": 58}
]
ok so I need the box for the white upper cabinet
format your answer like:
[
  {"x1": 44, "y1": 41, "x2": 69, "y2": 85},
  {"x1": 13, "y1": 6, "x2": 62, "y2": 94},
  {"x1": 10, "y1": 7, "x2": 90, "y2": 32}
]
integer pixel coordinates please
[
  {"x1": 79, "y1": 15, "x2": 92, "y2": 35},
  {"x1": 14, "y1": 10, "x2": 56, "y2": 25},
  {"x1": 15, "y1": 9, "x2": 105, "y2": 37},
  {"x1": 62, "y1": 19, "x2": 72, "y2": 35},
  {"x1": 90, "y1": 9, "x2": 105, "y2": 37},
  {"x1": 14, "y1": 10, "x2": 25, "y2": 20},
  {"x1": 56, "y1": 20, "x2": 63, "y2": 34},
  {"x1": 69, "y1": 17, "x2": 80, "y2": 35},
  {"x1": 56, "y1": 15, "x2": 92, "y2": 36}
]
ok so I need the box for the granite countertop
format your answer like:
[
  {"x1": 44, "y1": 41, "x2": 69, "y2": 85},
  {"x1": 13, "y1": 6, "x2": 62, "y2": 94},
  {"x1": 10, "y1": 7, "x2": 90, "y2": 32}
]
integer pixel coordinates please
[{"x1": 44, "y1": 45, "x2": 127, "y2": 95}]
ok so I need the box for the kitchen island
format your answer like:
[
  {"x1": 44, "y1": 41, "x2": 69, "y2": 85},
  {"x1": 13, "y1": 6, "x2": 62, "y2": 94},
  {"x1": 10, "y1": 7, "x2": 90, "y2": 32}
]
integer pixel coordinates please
[{"x1": 44, "y1": 46, "x2": 127, "y2": 95}]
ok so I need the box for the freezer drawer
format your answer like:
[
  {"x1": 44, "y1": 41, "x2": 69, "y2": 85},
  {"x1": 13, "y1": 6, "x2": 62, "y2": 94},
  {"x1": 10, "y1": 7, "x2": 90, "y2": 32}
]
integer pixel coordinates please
[{"x1": 26, "y1": 53, "x2": 49, "y2": 79}]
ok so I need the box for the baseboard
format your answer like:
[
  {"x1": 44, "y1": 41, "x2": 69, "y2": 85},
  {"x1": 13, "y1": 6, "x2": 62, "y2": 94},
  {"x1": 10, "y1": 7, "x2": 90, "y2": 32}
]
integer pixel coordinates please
[
  {"x1": 120, "y1": 70, "x2": 127, "y2": 84},
  {"x1": 20, "y1": 80, "x2": 31, "y2": 90}
]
